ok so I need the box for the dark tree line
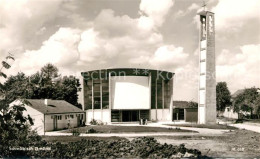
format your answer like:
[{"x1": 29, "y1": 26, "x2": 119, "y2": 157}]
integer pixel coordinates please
[
  {"x1": 216, "y1": 81, "x2": 260, "y2": 118},
  {"x1": 3, "y1": 63, "x2": 82, "y2": 108},
  {"x1": 216, "y1": 82, "x2": 231, "y2": 111},
  {"x1": 0, "y1": 54, "x2": 82, "y2": 156}
]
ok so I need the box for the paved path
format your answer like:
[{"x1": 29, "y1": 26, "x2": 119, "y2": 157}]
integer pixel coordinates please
[
  {"x1": 228, "y1": 123, "x2": 260, "y2": 133},
  {"x1": 45, "y1": 123, "x2": 230, "y2": 137},
  {"x1": 218, "y1": 120, "x2": 260, "y2": 133}
]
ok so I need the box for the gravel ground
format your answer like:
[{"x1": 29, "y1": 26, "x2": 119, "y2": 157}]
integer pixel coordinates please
[{"x1": 151, "y1": 129, "x2": 260, "y2": 158}]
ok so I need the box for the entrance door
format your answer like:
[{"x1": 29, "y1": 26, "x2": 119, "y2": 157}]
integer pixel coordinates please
[
  {"x1": 53, "y1": 116, "x2": 58, "y2": 130},
  {"x1": 172, "y1": 109, "x2": 185, "y2": 121},
  {"x1": 77, "y1": 115, "x2": 80, "y2": 126},
  {"x1": 122, "y1": 110, "x2": 139, "y2": 122}
]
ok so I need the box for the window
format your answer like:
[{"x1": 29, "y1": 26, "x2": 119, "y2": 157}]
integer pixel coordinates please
[
  {"x1": 70, "y1": 115, "x2": 74, "y2": 119},
  {"x1": 151, "y1": 78, "x2": 156, "y2": 109},
  {"x1": 157, "y1": 80, "x2": 163, "y2": 109},
  {"x1": 164, "y1": 80, "x2": 171, "y2": 109},
  {"x1": 102, "y1": 79, "x2": 109, "y2": 109},
  {"x1": 57, "y1": 115, "x2": 62, "y2": 120},
  {"x1": 86, "y1": 79, "x2": 93, "y2": 109},
  {"x1": 93, "y1": 80, "x2": 101, "y2": 109}
]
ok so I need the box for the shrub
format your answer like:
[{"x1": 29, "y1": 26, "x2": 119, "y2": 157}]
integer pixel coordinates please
[
  {"x1": 71, "y1": 128, "x2": 80, "y2": 136},
  {"x1": 235, "y1": 119, "x2": 244, "y2": 123},
  {"x1": 3, "y1": 136, "x2": 204, "y2": 158},
  {"x1": 90, "y1": 119, "x2": 98, "y2": 125},
  {"x1": 86, "y1": 128, "x2": 97, "y2": 133}
]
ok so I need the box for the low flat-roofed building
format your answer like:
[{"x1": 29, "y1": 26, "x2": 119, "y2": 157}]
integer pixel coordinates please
[
  {"x1": 172, "y1": 101, "x2": 198, "y2": 122},
  {"x1": 11, "y1": 99, "x2": 85, "y2": 135}
]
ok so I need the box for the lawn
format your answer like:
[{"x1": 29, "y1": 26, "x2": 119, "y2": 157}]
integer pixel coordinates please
[
  {"x1": 42, "y1": 136, "x2": 126, "y2": 143},
  {"x1": 61, "y1": 125, "x2": 197, "y2": 133},
  {"x1": 164, "y1": 123, "x2": 238, "y2": 130},
  {"x1": 246, "y1": 119, "x2": 260, "y2": 123}
]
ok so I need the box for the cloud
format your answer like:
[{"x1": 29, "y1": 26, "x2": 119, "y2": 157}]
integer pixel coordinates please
[
  {"x1": 212, "y1": 0, "x2": 260, "y2": 31},
  {"x1": 0, "y1": 0, "x2": 62, "y2": 53},
  {"x1": 216, "y1": 44, "x2": 260, "y2": 92},
  {"x1": 174, "y1": 3, "x2": 200, "y2": 19},
  {"x1": 139, "y1": 0, "x2": 174, "y2": 27},
  {"x1": 13, "y1": 28, "x2": 81, "y2": 74},
  {"x1": 188, "y1": 3, "x2": 200, "y2": 12},
  {"x1": 78, "y1": 28, "x2": 120, "y2": 63},
  {"x1": 94, "y1": 9, "x2": 138, "y2": 38},
  {"x1": 149, "y1": 45, "x2": 189, "y2": 68}
]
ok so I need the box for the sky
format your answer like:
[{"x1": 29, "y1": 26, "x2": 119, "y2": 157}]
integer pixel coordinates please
[{"x1": 0, "y1": 0, "x2": 259, "y2": 102}]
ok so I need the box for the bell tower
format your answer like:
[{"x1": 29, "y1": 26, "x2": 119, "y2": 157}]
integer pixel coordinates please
[{"x1": 197, "y1": 9, "x2": 216, "y2": 124}]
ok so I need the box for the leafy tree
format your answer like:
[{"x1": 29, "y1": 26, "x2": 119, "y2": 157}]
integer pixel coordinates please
[
  {"x1": 254, "y1": 94, "x2": 260, "y2": 118},
  {"x1": 3, "y1": 72, "x2": 33, "y2": 102},
  {"x1": 54, "y1": 76, "x2": 81, "y2": 107},
  {"x1": 3, "y1": 63, "x2": 82, "y2": 108},
  {"x1": 233, "y1": 87, "x2": 259, "y2": 118},
  {"x1": 187, "y1": 101, "x2": 198, "y2": 108},
  {"x1": 216, "y1": 82, "x2": 231, "y2": 111},
  {"x1": 40, "y1": 63, "x2": 59, "y2": 84},
  {"x1": 0, "y1": 53, "x2": 39, "y2": 157}
]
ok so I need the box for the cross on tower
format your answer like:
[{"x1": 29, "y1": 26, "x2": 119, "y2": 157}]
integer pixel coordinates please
[{"x1": 202, "y1": 1, "x2": 207, "y2": 11}]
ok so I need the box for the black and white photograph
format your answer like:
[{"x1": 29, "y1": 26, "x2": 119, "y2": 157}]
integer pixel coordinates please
[{"x1": 0, "y1": 0, "x2": 260, "y2": 158}]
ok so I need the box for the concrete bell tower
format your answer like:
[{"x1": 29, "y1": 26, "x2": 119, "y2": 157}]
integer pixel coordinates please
[{"x1": 197, "y1": 9, "x2": 216, "y2": 124}]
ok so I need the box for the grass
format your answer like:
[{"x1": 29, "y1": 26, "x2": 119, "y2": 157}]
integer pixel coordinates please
[
  {"x1": 246, "y1": 119, "x2": 260, "y2": 123},
  {"x1": 42, "y1": 136, "x2": 126, "y2": 143},
  {"x1": 61, "y1": 125, "x2": 197, "y2": 133},
  {"x1": 164, "y1": 123, "x2": 238, "y2": 130}
]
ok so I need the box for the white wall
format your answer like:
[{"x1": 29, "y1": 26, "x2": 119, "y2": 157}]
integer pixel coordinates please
[
  {"x1": 200, "y1": 62, "x2": 206, "y2": 74},
  {"x1": 201, "y1": 40, "x2": 206, "y2": 48},
  {"x1": 199, "y1": 90, "x2": 205, "y2": 104},
  {"x1": 198, "y1": 107, "x2": 205, "y2": 124},
  {"x1": 24, "y1": 105, "x2": 44, "y2": 135},
  {"x1": 200, "y1": 75, "x2": 206, "y2": 88},
  {"x1": 223, "y1": 107, "x2": 238, "y2": 119},
  {"x1": 45, "y1": 113, "x2": 84, "y2": 131},
  {"x1": 111, "y1": 76, "x2": 150, "y2": 110},
  {"x1": 151, "y1": 109, "x2": 171, "y2": 121},
  {"x1": 201, "y1": 50, "x2": 206, "y2": 60},
  {"x1": 86, "y1": 109, "x2": 110, "y2": 124}
]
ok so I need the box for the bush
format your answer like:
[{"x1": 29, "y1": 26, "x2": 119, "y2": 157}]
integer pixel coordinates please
[
  {"x1": 86, "y1": 128, "x2": 97, "y2": 133},
  {"x1": 2, "y1": 136, "x2": 204, "y2": 158},
  {"x1": 71, "y1": 128, "x2": 80, "y2": 136},
  {"x1": 235, "y1": 119, "x2": 244, "y2": 123},
  {"x1": 90, "y1": 119, "x2": 98, "y2": 125},
  {"x1": 90, "y1": 119, "x2": 104, "y2": 125}
]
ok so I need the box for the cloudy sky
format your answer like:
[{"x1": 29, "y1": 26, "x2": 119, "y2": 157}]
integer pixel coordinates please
[{"x1": 0, "y1": 0, "x2": 259, "y2": 102}]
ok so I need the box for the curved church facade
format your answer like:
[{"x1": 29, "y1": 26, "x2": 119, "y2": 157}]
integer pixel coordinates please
[{"x1": 81, "y1": 68, "x2": 174, "y2": 123}]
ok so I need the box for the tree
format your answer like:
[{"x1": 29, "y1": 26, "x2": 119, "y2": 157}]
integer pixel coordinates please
[
  {"x1": 0, "y1": 54, "x2": 39, "y2": 156},
  {"x1": 216, "y1": 82, "x2": 231, "y2": 111},
  {"x1": 3, "y1": 63, "x2": 82, "y2": 108},
  {"x1": 254, "y1": 94, "x2": 260, "y2": 118},
  {"x1": 187, "y1": 101, "x2": 198, "y2": 108},
  {"x1": 54, "y1": 76, "x2": 81, "y2": 107},
  {"x1": 3, "y1": 72, "x2": 33, "y2": 103},
  {"x1": 233, "y1": 87, "x2": 259, "y2": 118},
  {"x1": 40, "y1": 63, "x2": 59, "y2": 84}
]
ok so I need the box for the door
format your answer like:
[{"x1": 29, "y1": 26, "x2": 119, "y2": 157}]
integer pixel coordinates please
[
  {"x1": 77, "y1": 115, "x2": 80, "y2": 126},
  {"x1": 53, "y1": 116, "x2": 58, "y2": 130}
]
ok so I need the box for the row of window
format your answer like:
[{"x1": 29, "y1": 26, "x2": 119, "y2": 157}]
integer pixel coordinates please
[
  {"x1": 84, "y1": 78, "x2": 173, "y2": 110},
  {"x1": 51, "y1": 114, "x2": 84, "y2": 120},
  {"x1": 85, "y1": 79, "x2": 109, "y2": 110}
]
